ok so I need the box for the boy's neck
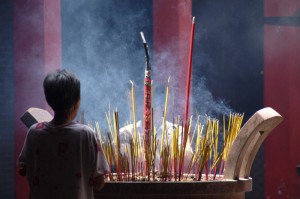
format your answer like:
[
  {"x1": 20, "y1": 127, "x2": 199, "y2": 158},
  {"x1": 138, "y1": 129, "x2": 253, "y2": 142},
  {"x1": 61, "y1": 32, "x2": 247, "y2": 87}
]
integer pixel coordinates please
[
  {"x1": 50, "y1": 101, "x2": 79, "y2": 126},
  {"x1": 50, "y1": 111, "x2": 73, "y2": 126}
]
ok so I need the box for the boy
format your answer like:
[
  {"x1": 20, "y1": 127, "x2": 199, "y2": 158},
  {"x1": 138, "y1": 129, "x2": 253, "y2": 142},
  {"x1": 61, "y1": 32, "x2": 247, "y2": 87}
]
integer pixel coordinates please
[{"x1": 18, "y1": 69, "x2": 109, "y2": 199}]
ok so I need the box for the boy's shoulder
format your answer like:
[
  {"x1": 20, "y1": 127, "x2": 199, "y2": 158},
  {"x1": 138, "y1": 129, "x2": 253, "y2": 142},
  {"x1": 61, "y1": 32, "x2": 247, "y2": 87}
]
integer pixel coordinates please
[
  {"x1": 29, "y1": 122, "x2": 94, "y2": 134},
  {"x1": 66, "y1": 122, "x2": 91, "y2": 130},
  {"x1": 66, "y1": 122, "x2": 96, "y2": 135}
]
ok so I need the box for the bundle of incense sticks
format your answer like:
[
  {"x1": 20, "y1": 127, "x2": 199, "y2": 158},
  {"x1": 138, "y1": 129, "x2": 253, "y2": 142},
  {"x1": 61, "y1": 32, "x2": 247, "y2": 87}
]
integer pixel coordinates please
[{"x1": 93, "y1": 80, "x2": 243, "y2": 182}]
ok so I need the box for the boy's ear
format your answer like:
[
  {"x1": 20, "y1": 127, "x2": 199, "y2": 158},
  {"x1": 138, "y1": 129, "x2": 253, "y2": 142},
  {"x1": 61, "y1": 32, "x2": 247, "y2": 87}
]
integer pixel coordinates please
[
  {"x1": 75, "y1": 99, "x2": 80, "y2": 108},
  {"x1": 72, "y1": 99, "x2": 80, "y2": 111}
]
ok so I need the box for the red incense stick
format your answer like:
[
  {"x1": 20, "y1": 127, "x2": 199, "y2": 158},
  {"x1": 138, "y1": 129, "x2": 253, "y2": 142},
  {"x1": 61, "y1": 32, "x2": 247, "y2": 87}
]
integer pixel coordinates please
[
  {"x1": 184, "y1": 16, "x2": 195, "y2": 128},
  {"x1": 179, "y1": 17, "x2": 196, "y2": 181}
]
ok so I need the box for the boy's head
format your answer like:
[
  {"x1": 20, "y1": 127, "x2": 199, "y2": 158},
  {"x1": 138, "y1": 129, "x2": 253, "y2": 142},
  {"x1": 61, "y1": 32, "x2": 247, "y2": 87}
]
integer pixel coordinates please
[{"x1": 43, "y1": 69, "x2": 80, "y2": 112}]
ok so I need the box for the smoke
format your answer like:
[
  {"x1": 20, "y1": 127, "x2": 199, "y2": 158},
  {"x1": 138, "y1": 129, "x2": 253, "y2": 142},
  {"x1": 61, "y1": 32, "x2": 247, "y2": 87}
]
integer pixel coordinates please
[
  {"x1": 61, "y1": 0, "x2": 233, "y2": 130},
  {"x1": 193, "y1": 77, "x2": 232, "y2": 119},
  {"x1": 61, "y1": 0, "x2": 152, "y2": 128}
]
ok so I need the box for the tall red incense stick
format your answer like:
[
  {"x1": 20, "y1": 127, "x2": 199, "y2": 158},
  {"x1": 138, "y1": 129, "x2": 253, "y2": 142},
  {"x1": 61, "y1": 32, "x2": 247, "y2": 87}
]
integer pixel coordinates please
[
  {"x1": 179, "y1": 16, "x2": 195, "y2": 180},
  {"x1": 141, "y1": 32, "x2": 152, "y2": 179},
  {"x1": 184, "y1": 16, "x2": 195, "y2": 128}
]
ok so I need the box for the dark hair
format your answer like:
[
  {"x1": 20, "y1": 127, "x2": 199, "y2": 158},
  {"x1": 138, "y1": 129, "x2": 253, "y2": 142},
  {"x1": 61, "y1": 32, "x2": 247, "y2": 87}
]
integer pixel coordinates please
[{"x1": 43, "y1": 69, "x2": 80, "y2": 111}]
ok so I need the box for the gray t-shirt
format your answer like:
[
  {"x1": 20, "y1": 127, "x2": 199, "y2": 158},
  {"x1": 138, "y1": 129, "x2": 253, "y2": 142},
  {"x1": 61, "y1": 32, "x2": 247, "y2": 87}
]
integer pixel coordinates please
[{"x1": 18, "y1": 121, "x2": 110, "y2": 199}]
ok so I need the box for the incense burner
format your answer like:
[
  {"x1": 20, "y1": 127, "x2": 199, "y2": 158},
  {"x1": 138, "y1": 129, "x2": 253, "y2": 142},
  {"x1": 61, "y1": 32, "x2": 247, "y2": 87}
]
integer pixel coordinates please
[{"x1": 95, "y1": 107, "x2": 283, "y2": 199}]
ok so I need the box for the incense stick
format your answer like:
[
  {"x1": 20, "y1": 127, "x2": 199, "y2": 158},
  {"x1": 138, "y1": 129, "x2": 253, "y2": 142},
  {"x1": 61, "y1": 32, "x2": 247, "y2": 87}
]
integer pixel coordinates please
[{"x1": 180, "y1": 17, "x2": 196, "y2": 181}]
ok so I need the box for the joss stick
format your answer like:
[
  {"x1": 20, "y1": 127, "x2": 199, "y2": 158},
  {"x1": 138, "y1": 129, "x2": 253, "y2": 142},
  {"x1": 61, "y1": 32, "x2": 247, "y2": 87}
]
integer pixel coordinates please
[
  {"x1": 218, "y1": 115, "x2": 227, "y2": 174},
  {"x1": 95, "y1": 121, "x2": 103, "y2": 144},
  {"x1": 160, "y1": 77, "x2": 171, "y2": 155},
  {"x1": 113, "y1": 111, "x2": 122, "y2": 180},
  {"x1": 178, "y1": 120, "x2": 184, "y2": 181},
  {"x1": 129, "y1": 138, "x2": 136, "y2": 180},
  {"x1": 171, "y1": 119, "x2": 180, "y2": 180},
  {"x1": 130, "y1": 80, "x2": 142, "y2": 179},
  {"x1": 186, "y1": 122, "x2": 204, "y2": 178},
  {"x1": 198, "y1": 142, "x2": 210, "y2": 181},
  {"x1": 161, "y1": 145, "x2": 170, "y2": 181},
  {"x1": 141, "y1": 32, "x2": 152, "y2": 179},
  {"x1": 107, "y1": 134, "x2": 117, "y2": 179},
  {"x1": 129, "y1": 81, "x2": 138, "y2": 142},
  {"x1": 180, "y1": 17, "x2": 195, "y2": 180},
  {"x1": 151, "y1": 126, "x2": 158, "y2": 180},
  {"x1": 217, "y1": 113, "x2": 243, "y2": 175},
  {"x1": 191, "y1": 115, "x2": 200, "y2": 144},
  {"x1": 197, "y1": 118, "x2": 211, "y2": 180},
  {"x1": 105, "y1": 111, "x2": 114, "y2": 140},
  {"x1": 127, "y1": 158, "x2": 130, "y2": 181},
  {"x1": 183, "y1": 16, "x2": 195, "y2": 128}
]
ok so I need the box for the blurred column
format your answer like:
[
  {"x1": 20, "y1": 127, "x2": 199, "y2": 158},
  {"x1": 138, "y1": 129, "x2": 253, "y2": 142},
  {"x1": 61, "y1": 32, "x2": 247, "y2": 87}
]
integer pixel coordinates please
[
  {"x1": 153, "y1": 0, "x2": 192, "y2": 118},
  {"x1": 0, "y1": 1, "x2": 14, "y2": 198},
  {"x1": 264, "y1": 0, "x2": 300, "y2": 198},
  {"x1": 13, "y1": 0, "x2": 61, "y2": 198}
]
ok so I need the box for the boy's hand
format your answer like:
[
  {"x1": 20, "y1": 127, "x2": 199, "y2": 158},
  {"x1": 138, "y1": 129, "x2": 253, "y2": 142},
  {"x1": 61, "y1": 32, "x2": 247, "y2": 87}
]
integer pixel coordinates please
[{"x1": 93, "y1": 175, "x2": 105, "y2": 191}]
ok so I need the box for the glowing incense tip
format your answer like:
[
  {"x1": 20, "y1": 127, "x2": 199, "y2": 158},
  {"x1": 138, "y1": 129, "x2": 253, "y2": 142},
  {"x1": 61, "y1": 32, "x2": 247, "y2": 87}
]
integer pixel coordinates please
[
  {"x1": 192, "y1": 16, "x2": 195, "y2": 23},
  {"x1": 140, "y1": 32, "x2": 147, "y2": 44},
  {"x1": 129, "y1": 80, "x2": 134, "y2": 85},
  {"x1": 168, "y1": 76, "x2": 171, "y2": 84}
]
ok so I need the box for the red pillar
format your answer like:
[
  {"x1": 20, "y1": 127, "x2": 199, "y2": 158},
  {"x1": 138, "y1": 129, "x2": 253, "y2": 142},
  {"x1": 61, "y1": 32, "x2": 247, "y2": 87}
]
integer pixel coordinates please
[
  {"x1": 153, "y1": 0, "x2": 192, "y2": 117},
  {"x1": 264, "y1": 1, "x2": 300, "y2": 198},
  {"x1": 13, "y1": 0, "x2": 61, "y2": 198}
]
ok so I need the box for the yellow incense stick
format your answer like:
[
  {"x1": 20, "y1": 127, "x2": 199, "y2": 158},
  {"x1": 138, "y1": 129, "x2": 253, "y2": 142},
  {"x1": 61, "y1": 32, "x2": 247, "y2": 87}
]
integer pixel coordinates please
[
  {"x1": 129, "y1": 80, "x2": 137, "y2": 141},
  {"x1": 160, "y1": 77, "x2": 171, "y2": 155},
  {"x1": 95, "y1": 121, "x2": 103, "y2": 144}
]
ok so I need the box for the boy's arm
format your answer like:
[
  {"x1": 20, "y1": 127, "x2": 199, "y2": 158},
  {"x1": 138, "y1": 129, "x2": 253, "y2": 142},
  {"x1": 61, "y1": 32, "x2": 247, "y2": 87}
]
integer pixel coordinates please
[
  {"x1": 91, "y1": 131, "x2": 110, "y2": 191},
  {"x1": 18, "y1": 127, "x2": 33, "y2": 177}
]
